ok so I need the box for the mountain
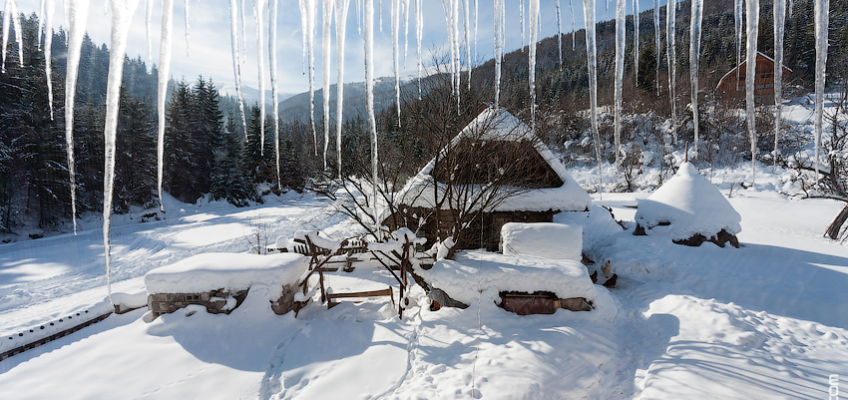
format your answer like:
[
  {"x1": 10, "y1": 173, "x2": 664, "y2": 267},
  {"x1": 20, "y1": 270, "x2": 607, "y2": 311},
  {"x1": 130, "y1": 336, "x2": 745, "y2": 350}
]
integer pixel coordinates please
[{"x1": 218, "y1": 83, "x2": 296, "y2": 109}]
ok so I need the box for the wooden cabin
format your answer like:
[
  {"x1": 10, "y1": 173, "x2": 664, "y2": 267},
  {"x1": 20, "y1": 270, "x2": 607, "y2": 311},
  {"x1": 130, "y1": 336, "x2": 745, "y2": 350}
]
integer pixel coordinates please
[
  {"x1": 716, "y1": 52, "x2": 792, "y2": 105},
  {"x1": 381, "y1": 108, "x2": 591, "y2": 251}
]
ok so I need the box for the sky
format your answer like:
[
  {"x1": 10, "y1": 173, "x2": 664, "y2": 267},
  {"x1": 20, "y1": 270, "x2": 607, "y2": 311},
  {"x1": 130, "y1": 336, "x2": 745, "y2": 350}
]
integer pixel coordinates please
[{"x1": 15, "y1": 0, "x2": 661, "y2": 96}]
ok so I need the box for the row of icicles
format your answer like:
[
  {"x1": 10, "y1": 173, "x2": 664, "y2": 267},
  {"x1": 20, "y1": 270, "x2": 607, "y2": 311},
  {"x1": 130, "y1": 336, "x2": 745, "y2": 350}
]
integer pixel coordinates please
[{"x1": 0, "y1": 0, "x2": 830, "y2": 304}]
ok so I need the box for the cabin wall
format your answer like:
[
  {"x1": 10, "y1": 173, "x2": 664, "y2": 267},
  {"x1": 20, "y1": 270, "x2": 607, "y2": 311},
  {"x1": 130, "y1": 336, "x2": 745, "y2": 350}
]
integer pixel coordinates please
[{"x1": 717, "y1": 55, "x2": 791, "y2": 105}]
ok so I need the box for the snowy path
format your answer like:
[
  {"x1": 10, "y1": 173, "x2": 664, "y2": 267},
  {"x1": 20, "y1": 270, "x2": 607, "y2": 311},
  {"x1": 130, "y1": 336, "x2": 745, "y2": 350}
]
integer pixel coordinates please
[{"x1": 0, "y1": 192, "x2": 347, "y2": 335}]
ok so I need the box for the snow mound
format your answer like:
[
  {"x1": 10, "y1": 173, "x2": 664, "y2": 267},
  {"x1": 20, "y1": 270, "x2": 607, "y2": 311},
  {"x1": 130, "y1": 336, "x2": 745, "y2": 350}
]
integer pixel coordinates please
[
  {"x1": 417, "y1": 251, "x2": 601, "y2": 308},
  {"x1": 501, "y1": 222, "x2": 582, "y2": 261},
  {"x1": 144, "y1": 253, "x2": 308, "y2": 294},
  {"x1": 635, "y1": 162, "x2": 742, "y2": 240}
]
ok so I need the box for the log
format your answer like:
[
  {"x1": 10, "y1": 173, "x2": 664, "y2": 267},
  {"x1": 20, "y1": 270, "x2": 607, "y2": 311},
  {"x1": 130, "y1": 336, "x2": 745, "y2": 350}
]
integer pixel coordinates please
[{"x1": 825, "y1": 204, "x2": 848, "y2": 240}]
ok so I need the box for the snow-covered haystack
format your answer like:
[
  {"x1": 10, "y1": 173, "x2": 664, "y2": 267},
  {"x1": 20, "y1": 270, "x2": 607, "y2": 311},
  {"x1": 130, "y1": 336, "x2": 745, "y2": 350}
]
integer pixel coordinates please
[
  {"x1": 634, "y1": 162, "x2": 742, "y2": 247},
  {"x1": 145, "y1": 253, "x2": 308, "y2": 295},
  {"x1": 501, "y1": 222, "x2": 582, "y2": 261}
]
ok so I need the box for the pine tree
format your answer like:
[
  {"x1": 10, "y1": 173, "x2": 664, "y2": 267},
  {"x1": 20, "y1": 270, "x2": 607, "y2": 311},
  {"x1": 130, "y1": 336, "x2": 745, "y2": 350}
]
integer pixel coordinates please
[
  {"x1": 113, "y1": 87, "x2": 156, "y2": 212},
  {"x1": 163, "y1": 80, "x2": 200, "y2": 203},
  {"x1": 211, "y1": 115, "x2": 255, "y2": 206}
]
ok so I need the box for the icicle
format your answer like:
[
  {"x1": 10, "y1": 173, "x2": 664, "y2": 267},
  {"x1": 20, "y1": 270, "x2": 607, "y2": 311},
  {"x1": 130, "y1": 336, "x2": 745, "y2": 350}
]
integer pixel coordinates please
[
  {"x1": 334, "y1": 0, "x2": 350, "y2": 179},
  {"x1": 473, "y1": 0, "x2": 478, "y2": 67},
  {"x1": 38, "y1": 0, "x2": 46, "y2": 50},
  {"x1": 493, "y1": 0, "x2": 502, "y2": 108},
  {"x1": 416, "y1": 0, "x2": 422, "y2": 98},
  {"x1": 356, "y1": 0, "x2": 361, "y2": 34},
  {"x1": 3, "y1": 0, "x2": 24, "y2": 69},
  {"x1": 519, "y1": 0, "x2": 524, "y2": 51},
  {"x1": 146, "y1": 0, "x2": 152, "y2": 72},
  {"x1": 569, "y1": 0, "x2": 575, "y2": 50},
  {"x1": 666, "y1": 0, "x2": 677, "y2": 143},
  {"x1": 45, "y1": 0, "x2": 55, "y2": 121},
  {"x1": 64, "y1": 0, "x2": 89, "y2": 235},
  {"x1": 299, "y1": 0, "x2": 318, "y2": 155},
  {"x1": 379, "y1": 0, "x2": 382, "y2": 32},
  {"x1": 463, "y1": 0, "x2": 470, "y2": 88},
  {"x1": 633, "y1": 0, "x2": 639, "y2": 85},
  {"x1": 64, "y1": 0, "x2": 70, "y2": 38},
  {"x1": 158, "y1": 0, "x2": 174, "y2": 211},
  {"x1": 441, "y1": 0, "x2": 459, "y2": 109},
  {"x1": 453, "y1": 0, "x2": 460, "y2": 110},
  {"x1": 255, "y1": 0, "x2": 267, "y2": 155},
  {"x1": 735, "y1": 0, "x2": 742, "y2": 83},
  {"x1": 814, "y1": 0, "x2": 828, "y2": 178},
  {"x1": 270, "y1": 0, "x2": 281, "y2": 190},
  {"x1": 364, "y1": 0, "x2": 379, "y2": 229},
  {"x1": 104, "y1": 0, "x2": 140, "y2": 308},
  {"x1": 392, "y1": 0, "x2": 400, "y2": 124},
  {"x1": 228, "y1": 0, "x2": 248, "y2": 140},
  {"x1": 653, "y1": 0, "x2": 659, "y2": 94},
  {"x1": 773, "y1": 0, "x2": 785, "y2": 168},
  {"x1": 583, "y1": 0, "x2": 603, "y2": 199},
  {"x1": 745, "y1": 0, "x2": 758, "y2": 186},
  {"x1": 554, "y1": 0, "x2": 562, "y2": 68},
  {"x1": 240, "y1": 0, "x2": 247, "y2": 64},
  {"x1": 501, "y1": 0, "x2": 505, "y2": 58},
  {"x1": 529, "y1": 0, "x2": 538, "y2": 130},
  {"x1": 184, "y1": 0, "x2": 189, "y2": 56},
  {"x1": 690, "y1": 0, "x2": 702, "y2": 157},
  {"x1": 322, "y1": 0, "x2": 333, "y2": 168},
  {"x1": 300, "y1": 0, "x2": 308, "y2": 73},
  {"x1": 402, "y1": 0, "x2": 409, "y2": 67},
  {"x1": 614, "y1": 0, "x2": 624, "y2": 164}
]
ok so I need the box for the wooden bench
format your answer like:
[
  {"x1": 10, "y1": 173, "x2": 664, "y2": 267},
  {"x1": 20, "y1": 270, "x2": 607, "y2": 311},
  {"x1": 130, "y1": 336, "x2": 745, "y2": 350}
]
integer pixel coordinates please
[{"x1": 326, "y1": 287, "x2": 395, "y2": 309}]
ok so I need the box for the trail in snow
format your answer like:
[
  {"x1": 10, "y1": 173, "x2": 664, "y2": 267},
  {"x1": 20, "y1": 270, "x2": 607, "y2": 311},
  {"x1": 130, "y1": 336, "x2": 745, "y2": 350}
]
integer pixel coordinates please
[
  {"x1": 690, "y1": 0, "x2": 702, "y2": 157},
  {"x1": 157, "y1": 0, "x2": 174, "y2": 213},
  {"x1": 103, "y1": 0, "x2": 141, "y2": 306}
]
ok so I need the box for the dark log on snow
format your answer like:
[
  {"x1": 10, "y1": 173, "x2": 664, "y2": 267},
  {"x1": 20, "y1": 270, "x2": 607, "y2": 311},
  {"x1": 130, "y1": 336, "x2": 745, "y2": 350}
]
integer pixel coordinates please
[{"x1": 825, "y1": 204, "x2": 848, "y2": 240}]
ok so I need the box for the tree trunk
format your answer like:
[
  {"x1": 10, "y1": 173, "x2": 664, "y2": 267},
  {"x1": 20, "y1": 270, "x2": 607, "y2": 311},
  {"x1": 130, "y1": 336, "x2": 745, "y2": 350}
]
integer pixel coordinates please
[{"x1": 825, "y1": 204, "x2": 848, "y2": 240}]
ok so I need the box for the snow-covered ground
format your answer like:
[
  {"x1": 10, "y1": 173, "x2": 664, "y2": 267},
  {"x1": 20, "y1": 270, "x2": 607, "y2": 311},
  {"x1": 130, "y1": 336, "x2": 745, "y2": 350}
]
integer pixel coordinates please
[{"x1": 2, "y1": 96, "x2": 847, "y2": 399}]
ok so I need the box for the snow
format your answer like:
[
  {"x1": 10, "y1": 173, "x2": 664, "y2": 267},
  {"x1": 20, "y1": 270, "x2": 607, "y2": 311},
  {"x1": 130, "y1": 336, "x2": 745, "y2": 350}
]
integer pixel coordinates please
[
  {"x1": 501, "y1": 222, "x2": 582, "y2": 261},
  {"x1": 634, "y1": 162, "x2": 742, "y2": 240},
  {"x1": 416, "y1": 251, "x2": 610, "y2": 312},
  {"x1": 144, "y1": 253, "x2": 308, "y2": 294}
]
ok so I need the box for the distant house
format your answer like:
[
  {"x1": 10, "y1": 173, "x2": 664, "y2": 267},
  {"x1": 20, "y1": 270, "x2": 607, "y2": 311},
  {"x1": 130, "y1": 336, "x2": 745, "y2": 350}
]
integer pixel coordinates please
[
  {"x1": 381, "y1": 108, "x2": 591, "y2": 251},
  {"x1": 716, "y1": 52, "x2": 792, "y2": 105}
]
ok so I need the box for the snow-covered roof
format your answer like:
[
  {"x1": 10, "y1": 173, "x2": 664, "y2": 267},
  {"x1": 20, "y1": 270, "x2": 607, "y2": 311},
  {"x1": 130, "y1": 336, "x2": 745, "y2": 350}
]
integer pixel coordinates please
[
  {"x1": 635, "y1": 162, "x2": 742, "y2": 240},
  {"x1": 390, "y1": 108, "x2": 591, "y2": 214},
  {"x1": 145, "y1": 253, "x2": 308, "y2": 294}
]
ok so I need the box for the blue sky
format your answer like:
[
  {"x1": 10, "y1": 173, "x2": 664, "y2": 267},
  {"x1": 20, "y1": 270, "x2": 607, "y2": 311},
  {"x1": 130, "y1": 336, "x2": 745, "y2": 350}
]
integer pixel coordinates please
[{"x1": 16, "y1": 0, "x2": 660, "y2": 94}]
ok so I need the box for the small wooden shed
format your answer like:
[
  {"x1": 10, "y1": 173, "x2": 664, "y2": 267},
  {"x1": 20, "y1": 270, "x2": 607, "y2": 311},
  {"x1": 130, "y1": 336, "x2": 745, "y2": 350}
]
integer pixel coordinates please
[
  {"x1": 381, "y1": 108, "x2": 591, "y2": 251},
  {"x1": 716, "y1": 52, "x2": 792, "y2": 105}
]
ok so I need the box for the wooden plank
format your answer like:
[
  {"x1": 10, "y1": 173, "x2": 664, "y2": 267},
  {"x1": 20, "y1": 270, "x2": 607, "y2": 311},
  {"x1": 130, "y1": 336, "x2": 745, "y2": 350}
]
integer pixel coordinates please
[{"x1": 327, "y1": 288, "x2": 394, "y2": 299}]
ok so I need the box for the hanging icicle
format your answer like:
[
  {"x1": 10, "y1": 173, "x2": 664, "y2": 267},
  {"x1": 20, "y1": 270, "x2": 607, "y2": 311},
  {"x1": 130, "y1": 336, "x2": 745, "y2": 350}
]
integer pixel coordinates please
[
  {"x1": 239, "y1": 0, "x2": 247, "y2": 64},
  {"x1": 270, "y1": 0, "x2": 281, "y2": 190},
  {"x1": 735, "y1": 0, "x2": 742, "y2": 83},
  {"x1": 402, "y1": 0, "x2": 409, "y2": 67},
  {"x1": 255, "y1": 0, "x2": 267, "y2": 155},
  {"x1": 653, "y1": 0, "x2": 660, "y2": 95},
  {"x1": 157, "y1": 0, "x2": 175, "y2": 212},
  {"x1": 493, "y1": 0, "x2": 502, "y2": 108},
  {"x1": 45, "y1": 0, "x2": 55, "y2": 121},
  {"x1": 364, "y1": 0, "x2": 379, "y2": 232},
  {"x1": 745, "y1": 0, "x2": 758, "y2": 186},
  {"x1": 463, "y1": 0, "x2": 471, "y2": 88},
  {"x1": 569, "y1": 0, "x2": 575, "y2": 50},
  {"x1": 519, "y1": 0, "x2": 524, "y2": 51},
  {"x1": 583, "y1": 0, "x2": 603, "y2": 199},
  {"x1": 37, "y1": 0, "x2": 46, "y2": 50},
  {"x1": 814, "y1": 0, "x2": 828, "y2": 178},
  {"x1": 228, "y1": 0, "x2": 248, "y2": 140},
  {"x1": 633, "y1": 0, "x2": 639, "y2": 85},
  {"x1": 392, "y1": 0, "x2": 400, "y2": 124},
  {"x1": 300, "y1": 0, "x2": 308, "y2": 73},
  {"x1": 2, "y1": 0, "x2": 25, "y2": 73},
  {"x1": 666, "y1": 0, "x2": 677, "y2": 143},
  {"x1": 416, "y1": 0, "x2": 422, "y2": 98},
  {"x1": 146, "y1": 0, "x2": 153, "y2": 72},
  {"x1": 300, "y1": 0, "x2": 318, "y2": 155},
  {"x1": 614, "y1": 0, "x2": 624, "y2": 164},
  {"x1": 103, "y1": 0, "x2": 141, "y2": 307},
  {"x1": 322, "y1": 0, "x2": 333, "y2": 168},
  {"x1": 529, "y1": 0, "x2": 538, "y2": 131},
  {"x1": 64, "y1": 0, "x2": 90, "y2": 235},
  {"x1": 773, "y1": 0, "x2": 785, "y2": 168},
  {"x1": 334, "y1": 0, "x2": 350, "y2": 179},
  {"x1": 690, "y1": 0, "x2": 702, "y2": 157},
  {"x1": 473, "y1": 0, "x2": 478, "y2": 67},
  {"x1": 184, "y1": 0, "x2": 190, "y2": 56},
  {"x1": 554, "y1": 0, "x2": 562, "y2": 68}
]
